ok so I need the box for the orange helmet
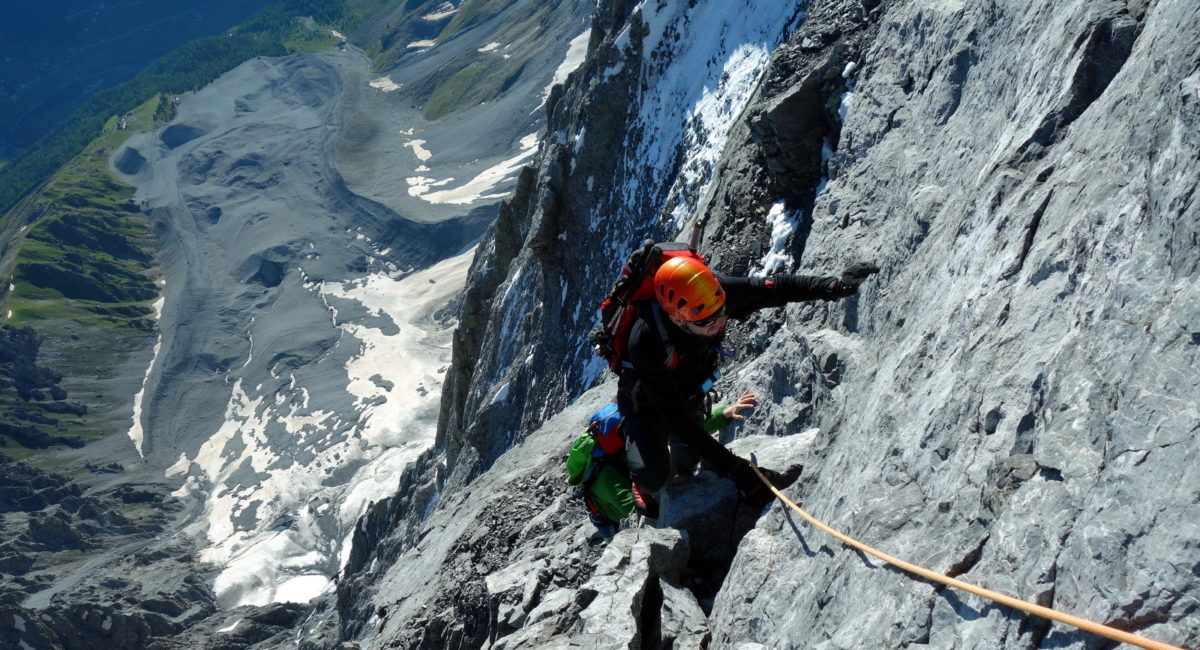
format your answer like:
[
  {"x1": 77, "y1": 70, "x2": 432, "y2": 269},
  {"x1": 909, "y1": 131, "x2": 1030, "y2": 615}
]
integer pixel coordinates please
[{"x1": 654, "y1": 256, "x2": 726, "y2": 322}]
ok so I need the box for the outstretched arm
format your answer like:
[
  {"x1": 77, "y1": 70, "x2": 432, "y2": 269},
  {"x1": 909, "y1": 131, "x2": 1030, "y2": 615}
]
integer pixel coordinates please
[{"x1": 719, "y1": 262, "x2": 879, "y2": 318}]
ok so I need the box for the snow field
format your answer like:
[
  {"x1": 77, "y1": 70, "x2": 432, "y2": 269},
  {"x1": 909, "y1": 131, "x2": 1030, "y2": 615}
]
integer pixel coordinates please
[
  {"x1": 168, "y1": 250, "x2": 474, "y2": 607},
  {"x1": 612, "y1": 0, "x2": 806, "y2": 234}
]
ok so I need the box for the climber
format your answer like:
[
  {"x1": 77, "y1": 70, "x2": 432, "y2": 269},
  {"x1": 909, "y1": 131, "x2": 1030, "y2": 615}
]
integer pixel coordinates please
[{"x1": 617, "y1": 255, "x2": 879, "y2": 517}]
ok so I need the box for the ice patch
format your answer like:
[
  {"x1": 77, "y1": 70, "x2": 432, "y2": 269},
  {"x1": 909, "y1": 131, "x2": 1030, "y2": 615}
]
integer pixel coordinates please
[
  {"x1": 274, "y1": 575, "x2": 330, "y2": 603},
  {"x1": 127, "y1": 295, "x2": 166, "y2": 458},
  {"x1": 241, "y1": 316, "x2": 255, "y2": 369},
  {"x1": 211, "y1": 530, "x2": 313, "y2": 607},
  {"x1": 838, "y1": 61, "x2": 858, "y2": 122},
  {"x1": 415, "y1": 134, "x2": 539, "y2": 205},
  {"x1": 405, "y1": 139, "x2": 433, "y2": 162},
  {"x1": 321, "y1": 250, "x2": 473, "y2": 447},
  {"x1": 369, "y1": 76, "x2": 403, "y2": 92},
  {"x1": 171, "y1": 252, "x2": 474, "y2": 608},
  {"x1": 754, "y1": 202, "x2": 800, "y2": 276},
  {"x1": 423, "y1": 2, "x2": 458, "y2": 21},
  {"x1": 614, "y1": 0, "x2": 803, "y2": 233},
  {"x1": 491, "y1": 382, "x2": 511, "y2": 405},
  {"x1": 406, "y1": 176, "x2": 455, "y2": 197},
  {"x1": 166, "y1": 453, "x2": 190, "y2": 477},
  {"x1": 539, "y1": 29, "x2": 591, "y2": 107}
]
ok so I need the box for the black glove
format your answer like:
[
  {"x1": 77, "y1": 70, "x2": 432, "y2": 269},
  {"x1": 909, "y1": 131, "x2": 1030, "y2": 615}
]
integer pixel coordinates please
[
  {"x1": 731, "y1": 461, "x2": 802, "y2": 508},
  {"x1": 840, "y1": 262, "x2": 880, "y2": 287}
]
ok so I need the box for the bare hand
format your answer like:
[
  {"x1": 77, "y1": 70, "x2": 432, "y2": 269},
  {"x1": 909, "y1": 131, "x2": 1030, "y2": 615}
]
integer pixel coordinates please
[{"x1": 724, "y1": 391, "x2": 757, "y2": 421}]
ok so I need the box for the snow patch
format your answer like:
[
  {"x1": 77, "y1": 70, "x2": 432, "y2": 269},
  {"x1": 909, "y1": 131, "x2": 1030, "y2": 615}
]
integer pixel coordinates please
[
  {"x1": 423, "y1": 2, "x2": 458, "y2": 21},
  {"x1": 491, "y1": 382, "x2": 511, "y2": 405},
  {"x1": 274, "y1": 575, "x2": 331, "y2": 603},
  {"x1": 405, "y1": 139, "x2": 433, "y2": 162},
  {"x1": 320, "y1": 250, "x2": 472, "y2": 448},
  {"x1": 369, "y1": 76, "x2": 403, "y2": 92},
  {"x1": 754, "y1": 202, "x2": 801, "y2": 276},
  {"x1": 169, "y1": 252, "x2": 473, "y2": 608},
  {"x1": 406, "y1": 176, "x2": 455, "y2": 197},
  {"x1": 478, "y1": 42, "x2": 502, "y2": 53},
  {"x1": 165, "y1": 453, "x2": 190, "y2": 477},
  {"x1": 540, "y1": 29, "x2": 591, "y2": 107},
  {"x1": 615, "y1": 0, "x2": 802, "y2": 233},
  {"x1": 838, "y1": 61, "x2": 858, "y2": 122},
  {"x1": 218, "y1": 619, "x2": 243, "y2": 634},
  {"x1": 408, "y1": 39, "x2": 437, "y2": 49},
  {"x1": 127, "y1": 295, "x2": 166, "y2": 457},
  {"x1": 414, "y1": 133, "x2": 539, "y2": 205}
]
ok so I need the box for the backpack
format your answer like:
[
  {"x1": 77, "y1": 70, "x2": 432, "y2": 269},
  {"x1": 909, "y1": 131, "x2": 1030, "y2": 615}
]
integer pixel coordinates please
[
  {"x1": 590, "y1": 241, "x2": 708, "y2": 372},
  {"x1": 566, "y1": 404, "x2": 634, "y2": 525}
]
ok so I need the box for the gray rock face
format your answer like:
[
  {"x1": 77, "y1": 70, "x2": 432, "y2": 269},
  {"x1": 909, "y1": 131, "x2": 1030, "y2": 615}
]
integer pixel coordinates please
[
  {"x1": 8, "y1": 0, "x2": 1196, "y2": 647},
  {"x1": 4, "y1": 1, "x2": 600, "y2": 647},
  {"x1": 317, "y1": 0, "x2": 1199, "y2": 648}
]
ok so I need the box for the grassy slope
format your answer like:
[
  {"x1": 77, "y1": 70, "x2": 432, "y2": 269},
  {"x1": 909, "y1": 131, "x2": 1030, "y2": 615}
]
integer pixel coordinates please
[
  {"x1": 4, "y1": 102, "x2": 159, "y2": 330},
  {"x1": 0, "y1": 4, "x2": 355, "y2": 467},
  {"x1": 0, "y1": 98, "x2": 163, "y2": 464},
  {"x1": 426, "y1": 0, "x2": 559, "y2": 120},
  {"x1": 340, "y1": 0, "x2": 560, "y2": 120}
]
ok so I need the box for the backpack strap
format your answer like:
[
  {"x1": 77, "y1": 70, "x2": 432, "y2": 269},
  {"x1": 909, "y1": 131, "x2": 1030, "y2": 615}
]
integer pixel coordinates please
[{"x1": 650, "y1": 302, "x2": 679, "y2": 370}]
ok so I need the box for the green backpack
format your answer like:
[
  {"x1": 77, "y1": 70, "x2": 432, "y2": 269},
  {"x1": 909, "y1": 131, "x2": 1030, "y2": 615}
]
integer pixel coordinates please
[
  {"x1": 566, "y1": 403, "x2": 734, "y2": 526},
  {"x1": 567, "y1": 404, "x2": 634, "y2": 525}
]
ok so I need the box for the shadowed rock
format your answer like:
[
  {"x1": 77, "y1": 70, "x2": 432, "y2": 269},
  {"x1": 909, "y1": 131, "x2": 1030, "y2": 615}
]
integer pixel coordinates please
[
  {"x1": 114, "y1": 146, "x2": 147, "y2": 175},
  {"x1": 160, "y1": 123, "x2": 207, "y2": 149}
]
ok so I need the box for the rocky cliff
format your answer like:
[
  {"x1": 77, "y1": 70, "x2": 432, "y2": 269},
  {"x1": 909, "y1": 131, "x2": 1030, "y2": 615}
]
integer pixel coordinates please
[
  {"x1": 3, "y1": 0, "x2": 1197, "y2": 648},
  {"x1": 302, "y1": 0, "x2": 1199, "y2": 648},
  {"x1": 1, "y1": 0, "x2": 596, "y2": 647}
]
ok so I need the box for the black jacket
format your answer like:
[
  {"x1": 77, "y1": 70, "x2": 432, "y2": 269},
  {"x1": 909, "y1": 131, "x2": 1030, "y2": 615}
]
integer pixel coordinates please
[{"x1": 616, "y1": 273, "x2": 852, "y2": 475}]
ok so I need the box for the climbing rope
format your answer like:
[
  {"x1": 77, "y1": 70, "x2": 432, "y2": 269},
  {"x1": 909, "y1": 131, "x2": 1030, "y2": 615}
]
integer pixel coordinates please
[{"x1": 749, "y1": 464, "x2": 1184, "y2": 650}]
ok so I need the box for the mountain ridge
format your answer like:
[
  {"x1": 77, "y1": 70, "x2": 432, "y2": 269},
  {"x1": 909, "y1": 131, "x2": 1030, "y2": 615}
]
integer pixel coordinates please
[{"x1": 2, "y1": 0, "x2": 1197, "y2": 647}]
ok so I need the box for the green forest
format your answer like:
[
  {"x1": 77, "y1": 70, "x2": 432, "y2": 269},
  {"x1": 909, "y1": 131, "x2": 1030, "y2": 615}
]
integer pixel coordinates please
[{"x1": 0, "y1": 0, "x2": 350, "y2": 220}]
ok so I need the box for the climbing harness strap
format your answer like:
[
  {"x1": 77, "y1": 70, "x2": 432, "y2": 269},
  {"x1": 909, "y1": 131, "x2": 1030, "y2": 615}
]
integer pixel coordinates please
[{"x1": 748, "y1": 464, "x2": 1184, "y2": 650}]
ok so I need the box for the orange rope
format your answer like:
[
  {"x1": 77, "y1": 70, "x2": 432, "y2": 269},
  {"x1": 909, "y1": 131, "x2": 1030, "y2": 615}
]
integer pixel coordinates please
[{"x1": 750, "y1": 465, "x2": 1184, "y2": 650}]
